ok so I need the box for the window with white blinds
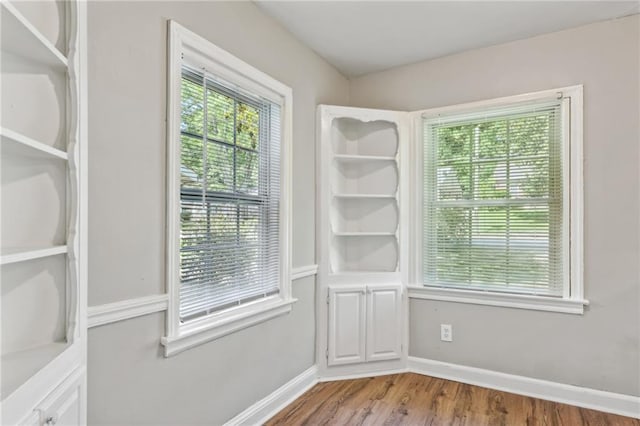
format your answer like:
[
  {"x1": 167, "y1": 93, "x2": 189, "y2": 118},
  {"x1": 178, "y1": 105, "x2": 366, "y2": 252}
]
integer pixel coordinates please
[
  {"x1": 179, "y1": 66, "x2": 281, "y2": 322},
  {"x1": 423, "y1": 100, "x2": 566, "y2": 297}
]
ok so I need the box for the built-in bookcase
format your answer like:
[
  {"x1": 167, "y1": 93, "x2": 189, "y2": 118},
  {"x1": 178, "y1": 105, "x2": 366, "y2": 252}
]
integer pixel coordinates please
[
  {"x1": 329, "y1": 117, "x2": 400, "y2": 273},
  {"x1": 317, "y1": 105, "x2": 407, "y2": 378},
  {"x1": 1, "y1": 1, "x2": 86, "y2": 424}
]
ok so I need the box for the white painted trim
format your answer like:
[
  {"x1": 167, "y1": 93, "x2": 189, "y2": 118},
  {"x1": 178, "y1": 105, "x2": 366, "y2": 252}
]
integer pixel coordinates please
[
  {"x1": 416, "y1": 85, "x2": 580, "y2": 120},
  {"x1": 408, "y1": 285, "x2": 588, "y2": 314},
  {"x1": 85, "y1": 264, "x2": 316, "y2": 329},
  {"x1": 317, "y1": 368, "x2": 408, "y2": 383},
  {"x1": 225, "y1": 366, "x2": 318, "y2": 426},
  {"x1": 408, "y1": 357, "x2": 640, "y2": 419},
  {"x1": 161, "y1": 298, "x2": 296, "y2": 357},
  {"x1": 291, "y1": 264, "x2": 318, "y2": 281},
  {"x1": 87, "y1": 294, "x2": 169, "y2": 328}
]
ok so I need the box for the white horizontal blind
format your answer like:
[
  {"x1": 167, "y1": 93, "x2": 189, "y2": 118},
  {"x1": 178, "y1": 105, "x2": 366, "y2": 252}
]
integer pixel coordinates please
[
  {"x1": 423, "y1": 100, "x2": 564, "y2": 296},
  {"x1": 179, "y1": 66, "x2": 281, "y2": 322}
]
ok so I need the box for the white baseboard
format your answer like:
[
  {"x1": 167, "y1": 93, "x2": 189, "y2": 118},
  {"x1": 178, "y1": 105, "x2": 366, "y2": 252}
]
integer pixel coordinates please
[
  {"x1": 318, "y1": 368, "x2": 409, "y2": 383},
  {"x1": 408, "y1": 357, "x2": 640, "y2": 419},
  {"x1": 225, "y1": 365, "x2": 318, "y2": 425}
]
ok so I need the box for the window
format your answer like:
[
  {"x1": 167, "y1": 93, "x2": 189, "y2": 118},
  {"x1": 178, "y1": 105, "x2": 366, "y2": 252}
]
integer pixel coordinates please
[
  {"x1": 162, "y1": 21, "x2": 293, "y2": 356},
  {"x1": 411, "y1": 87, "x2": 585, "y2": 314}
]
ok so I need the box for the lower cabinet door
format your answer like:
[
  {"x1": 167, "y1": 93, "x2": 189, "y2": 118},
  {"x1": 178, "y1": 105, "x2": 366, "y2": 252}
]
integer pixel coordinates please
[
  {"x1": 327, "y1": 286, "x2": 367, "y2": 366},
  {"x1": 39, "y1": 370, "x2": 84, "y2": 426},
  {"x1": 17, "y1": 411, "x2": 41, "y2": 426},
  {"x1": 366, "y1": 284, "x2": 402, "y2": 362}
]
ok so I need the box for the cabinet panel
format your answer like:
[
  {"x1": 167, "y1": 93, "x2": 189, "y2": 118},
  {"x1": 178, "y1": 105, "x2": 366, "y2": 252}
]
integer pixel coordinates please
[
  {"x1": 17, "y1": 410, "x2": 40, "y2": 426},
  {"x1": 366, "y1": 284, "x2": 402, "y2": 362},
  {"x1": 39, "y1": 371, "x2": 83, "y2": 426},
  {"x1": 49, "y1": 386, "x2": 80, "y2": 426},
  {"x1": 328, "y1": 286, "x2": 366, "y2": 366}
]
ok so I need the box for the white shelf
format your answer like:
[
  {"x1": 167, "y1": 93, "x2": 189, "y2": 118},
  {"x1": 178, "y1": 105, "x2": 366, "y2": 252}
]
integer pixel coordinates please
[
  {"x1": 334, "y1": 193, "x2": 396, "y2": 199},
  {"x1": 333, "y1": 154, "x2": 396, "y2": 162},
  {"x1": 334, "y1": 232, "x2": 396, "y2": 236},
  {"x1": 1, "y1": 1, "x2": 67, "y2": 70},
  {"x1": 1, "y1": 342, "x2": 68, "y2": 400},
  {"x1": 0, "y1": 246, "x2": 67, "y2": 265},
  {"x1": 1, "y1": 127, "x2": 68, "y2": 160}
]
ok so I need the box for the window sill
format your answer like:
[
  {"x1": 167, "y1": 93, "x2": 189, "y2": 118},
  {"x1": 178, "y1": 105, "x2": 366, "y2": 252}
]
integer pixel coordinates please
[
  {"x1": 160, "y1": 296, "x2": 297, "y2": 357},
  {"x1": 407, "y1": 285, "x2": 588, "y2": 314}
]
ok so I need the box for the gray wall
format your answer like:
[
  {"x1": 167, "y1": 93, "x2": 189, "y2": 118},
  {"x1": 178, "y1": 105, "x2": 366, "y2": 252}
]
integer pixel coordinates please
[
  {"x1": 350, "y1": 15, "x2": 640, "y2": 396},
  {"x1": 87, "y1": 1, "x2": 348, "y2": 424}
]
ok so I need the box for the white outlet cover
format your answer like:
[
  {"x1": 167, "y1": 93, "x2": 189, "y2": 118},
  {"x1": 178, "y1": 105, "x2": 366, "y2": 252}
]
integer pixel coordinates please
[{"x1": 441, "y1": 324, "x2": 453, "y2": 342}]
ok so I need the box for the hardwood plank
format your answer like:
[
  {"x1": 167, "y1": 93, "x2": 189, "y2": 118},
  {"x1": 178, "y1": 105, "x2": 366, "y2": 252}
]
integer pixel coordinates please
[{"x1": 265, "y1": 373, "x2": 640, "y2": 426}]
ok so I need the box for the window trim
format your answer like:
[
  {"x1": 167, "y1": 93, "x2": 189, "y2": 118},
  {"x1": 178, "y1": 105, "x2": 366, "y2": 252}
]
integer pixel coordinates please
[
  {"x1": 162, "y1": 21, "x2": 294, "y2": 356},
  {"x1": 408, "y1": 86, "x2": 587, "y2": 314}
]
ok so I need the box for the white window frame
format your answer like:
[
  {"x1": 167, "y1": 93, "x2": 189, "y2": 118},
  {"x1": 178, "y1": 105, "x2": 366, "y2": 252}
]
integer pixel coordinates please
[
  {"x1": 408, "y1": 86, "x2": 587, "y2": 314},
  {"x1": 161, "y1": 21, "x2": 294, "y2": 357}
]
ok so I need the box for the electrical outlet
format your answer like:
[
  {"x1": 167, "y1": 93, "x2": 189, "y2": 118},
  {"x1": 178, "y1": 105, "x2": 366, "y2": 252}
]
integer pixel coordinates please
[{"x1": 441, "y1": 324, "x2": 453, "y2": 342}]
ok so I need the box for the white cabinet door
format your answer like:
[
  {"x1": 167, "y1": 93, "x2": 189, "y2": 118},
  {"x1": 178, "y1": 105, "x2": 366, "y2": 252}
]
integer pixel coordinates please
[
  {"x1": 366, "y1": 284, "x2": 402, "y2": 362},
  {"x1": 17, "y1": 411, "x2": 40, "y2": 426},
  {"x1": 39, "y1": 371, "x2": 83, "y2": 426},
  {"x1": 327, "y1": 286, "x2": 367, "y2": 366}
]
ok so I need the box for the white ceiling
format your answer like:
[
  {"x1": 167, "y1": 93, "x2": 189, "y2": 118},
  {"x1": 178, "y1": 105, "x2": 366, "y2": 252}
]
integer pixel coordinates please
[{"x1": 256, "y1": 1, "x2": 639, "y2": 77}]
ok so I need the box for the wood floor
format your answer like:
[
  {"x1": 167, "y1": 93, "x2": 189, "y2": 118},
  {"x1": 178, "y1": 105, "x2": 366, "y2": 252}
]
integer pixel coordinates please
[{"x1": 266, "y1": 373, "x2": 639, "y2": 426}]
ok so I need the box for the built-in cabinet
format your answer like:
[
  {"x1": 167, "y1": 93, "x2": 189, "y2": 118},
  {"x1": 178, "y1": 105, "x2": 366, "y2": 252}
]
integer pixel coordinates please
[
  {"x1": 328, "y1": 284, "x2": 402, "y2": 366},
  {"x1": 317, "y1": 105, "x2": 408, "y2": 377},
  {"x1": 1, "y1": 0, "x2": 86, "y2": 424}
]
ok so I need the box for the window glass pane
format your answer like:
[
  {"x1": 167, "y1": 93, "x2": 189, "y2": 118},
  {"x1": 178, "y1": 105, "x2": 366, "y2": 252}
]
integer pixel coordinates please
[
  {"x1": 436, "y1": 164, "x2": 470, "y2": 200},
  {"x1": 181, "y1": 135, "x2": 203, "y2": 190},
  {"x1": 473, "y1": 162, "x2": 507, "y2": 199},
  {"x1": 236, "y1": 150, "x2": 259, "y2": 195},
  {"x1": 236, "y1": 101, "x2": 260, "y2": 150},
  {"x1": 437, "y1": 124, "x2": 472, "y2": 163},
  {"x1": 207, "y1": 88, "x2": 234, "y2": 143},
  {"x1": 477, "y1": 121, "x2": 508, "y2": 160},
  {"x1": 509, "y1": 114, "x2": 551, "y2": 157},
  {"x1": 205, "y1": 142, "x2": 234, "y2": 193},
  {"x1": 509, "y1": 158, "x2": 549, "y2": 199},
  {"x1": 238, "y1": 203, "x2": 260, "y2": 243},
  {"x1": 181, "y1": 77, "x2": 204, "y2": 135}
]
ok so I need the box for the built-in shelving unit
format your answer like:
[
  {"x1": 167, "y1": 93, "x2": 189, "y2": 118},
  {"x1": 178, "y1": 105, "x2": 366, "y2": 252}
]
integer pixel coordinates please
[
  {"x1": 317, "y1": 105, "x2": 407, "y2": 378},
  {"x1": 1, "y1": 0, "x2": 86, "y2": 424},
  {"x1": 328, "y1": 116, "x2": 400, "y2": 274}
]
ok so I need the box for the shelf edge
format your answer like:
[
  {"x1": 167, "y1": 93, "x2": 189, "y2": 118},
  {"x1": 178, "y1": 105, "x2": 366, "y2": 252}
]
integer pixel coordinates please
[
  {"x1": 0, "y1": 246, "x2": 68, "y2": 265},
  {"x1": 0, "y1": 127, "x2": 68, "y2": 160}
]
